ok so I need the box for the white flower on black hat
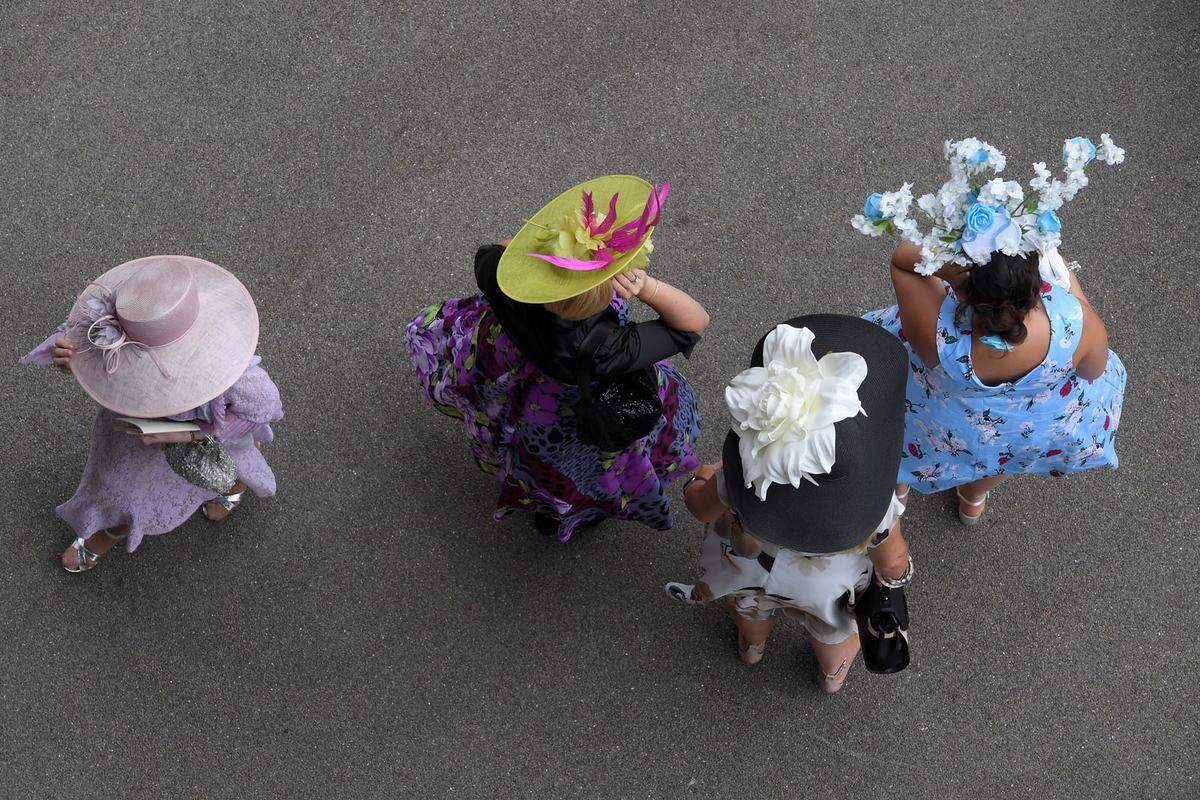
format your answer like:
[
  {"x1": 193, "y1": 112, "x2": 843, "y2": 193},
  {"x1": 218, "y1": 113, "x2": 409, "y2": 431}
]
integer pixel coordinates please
[{"x1": 725, "y1": 325, "x2": 868, "y2": 500}]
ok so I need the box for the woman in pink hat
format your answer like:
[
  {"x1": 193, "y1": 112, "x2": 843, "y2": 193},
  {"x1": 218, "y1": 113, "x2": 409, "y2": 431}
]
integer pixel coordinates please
[{"x1": 21, "y1": 255, "x2": 284, "y2": 572}]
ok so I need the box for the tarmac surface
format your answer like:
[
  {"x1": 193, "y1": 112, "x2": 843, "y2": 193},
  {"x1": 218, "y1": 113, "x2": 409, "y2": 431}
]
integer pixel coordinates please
[{"x1": 2, "y1": 2, "x2": 1198, "y2": 798}]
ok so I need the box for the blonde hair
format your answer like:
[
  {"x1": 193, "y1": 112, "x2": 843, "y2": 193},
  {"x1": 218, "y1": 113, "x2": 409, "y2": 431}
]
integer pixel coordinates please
[{"x1": 544, "y1": 278, "x2": 614, "y2": 320}]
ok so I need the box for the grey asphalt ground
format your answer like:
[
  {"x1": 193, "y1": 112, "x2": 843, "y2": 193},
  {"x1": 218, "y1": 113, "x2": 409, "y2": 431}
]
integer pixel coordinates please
[{"x1": 2, "y1": 2, "x2": 1198, "y2": 798}]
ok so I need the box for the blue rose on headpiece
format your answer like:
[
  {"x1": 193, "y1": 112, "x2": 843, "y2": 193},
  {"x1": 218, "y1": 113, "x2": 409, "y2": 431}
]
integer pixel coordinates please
[
  {"x1": 863, "y1": 193, "x2": 884, "y2": 221},
  {"x1": 968, "y1": 146, "x2": 989, "y2": 165},
  {"x1": 1063, "y1": 136, "x2": 1096, "y2": 166},
  {"x1": 1037, "y1": 210, "x2": 1062, "y2": 233},
  {"x1": 959, "y1": 204, "x2": 1021, "y2": 264},
  {"x1": 964, "y1": 202, "x2": 996, "y2": 234}
]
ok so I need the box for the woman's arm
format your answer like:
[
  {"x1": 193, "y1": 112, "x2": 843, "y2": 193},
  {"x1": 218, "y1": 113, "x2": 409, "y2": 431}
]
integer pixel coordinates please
[
  {"x1": 683, "y1": 463, "x2": 725, "y2": 523},
  {"x1": 614, "y1": 269, "x2": 709, "y2": 334},
  {"x1": 19, "y1": 323, "x2": 71, "y2": 370},
  {"x1": 1067, "y1": 272, "x2": 1109, "y2": 380},
  {"x1": 889, "y1": 242, "x2": 959, "y2": 369},
  {"x1": 868, "y1": 521, "x2": 910, "y2": 583}
]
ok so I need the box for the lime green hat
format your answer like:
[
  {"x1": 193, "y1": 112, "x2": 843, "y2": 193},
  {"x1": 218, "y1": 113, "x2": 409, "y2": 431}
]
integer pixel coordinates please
[{"x1": 496, "y1": 175, "x2": 670, "y2": 304}]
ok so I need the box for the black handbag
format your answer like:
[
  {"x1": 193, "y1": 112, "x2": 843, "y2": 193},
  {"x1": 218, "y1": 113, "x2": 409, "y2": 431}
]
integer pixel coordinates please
[
  {"x1": 572, "y1": 323, "x2": 665, "y2": 452},
  {"x1": 851, "y1": 578, "x2": 911, "y2": 674}
]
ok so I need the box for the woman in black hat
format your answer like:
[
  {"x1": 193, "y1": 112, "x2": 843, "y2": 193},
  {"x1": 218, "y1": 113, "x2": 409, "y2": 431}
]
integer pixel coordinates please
[{"x1": 666, "y1": 316, "x2": 914, "y2": 693}]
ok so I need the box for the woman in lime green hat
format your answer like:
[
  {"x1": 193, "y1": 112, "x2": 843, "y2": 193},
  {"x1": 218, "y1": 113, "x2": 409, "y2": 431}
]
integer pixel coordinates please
[{"x1": 405, "y1": 176, "x2": 708, "y2": 540}]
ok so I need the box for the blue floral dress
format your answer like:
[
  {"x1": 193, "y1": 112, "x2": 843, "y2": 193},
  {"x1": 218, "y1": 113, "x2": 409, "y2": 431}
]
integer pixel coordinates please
[{"x1": 864, "y1": 282, "x2": 1127, "y2": 494}]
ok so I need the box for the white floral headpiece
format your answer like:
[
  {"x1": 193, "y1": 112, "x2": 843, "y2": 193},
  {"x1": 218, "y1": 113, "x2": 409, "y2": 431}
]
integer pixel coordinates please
[
  {"x1": 726, "y1": 325, "x2": 868, "y2": 500},
  {"x1": 851, "y1": 135, "x2": 1126, "y2": 283}
]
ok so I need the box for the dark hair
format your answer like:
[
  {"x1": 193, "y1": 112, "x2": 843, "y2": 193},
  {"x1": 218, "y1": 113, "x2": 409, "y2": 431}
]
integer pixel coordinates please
[{"x1": 955, "y1": 251, "x2": 1040, "y2": 345}]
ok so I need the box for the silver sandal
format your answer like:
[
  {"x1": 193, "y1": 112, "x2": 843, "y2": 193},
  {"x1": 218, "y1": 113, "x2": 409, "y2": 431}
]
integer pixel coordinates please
[
  {"x1": 201, "y1": 490, "x2": 244, "y2": 521},
  {"x1": 956, "y1": 489, "x2": 989, "y2": 525},
  {"x1": 63, "y1": 529, "x2": 126, "y2": 573}
]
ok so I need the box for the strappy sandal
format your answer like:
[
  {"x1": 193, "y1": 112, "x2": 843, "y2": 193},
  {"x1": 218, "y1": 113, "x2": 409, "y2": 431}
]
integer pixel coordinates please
[
  {"x1": 956, "y1": 489, "x2": 989, "y2": 525},
  {"x1": 62, "y1": 529, "x2": 127, "y2": 573},
  {"x1": 201, "y1": 490, "x2": 245, "y2": 521},
  {"x1": 738, "y1": 633, "x2": 767, "y2": 666},
  {"x1": 819, "y1": 660, "x2": 850, "y2": 694}
]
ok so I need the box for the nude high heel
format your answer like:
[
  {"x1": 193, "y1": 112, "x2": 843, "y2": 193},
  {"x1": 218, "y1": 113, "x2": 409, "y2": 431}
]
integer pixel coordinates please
[
  {"x1": 819, "y1": 660, "x2": 850, "y2": 694},
  {"x1": 738, "y1": 633, "x2": 767, "y2": 665}
]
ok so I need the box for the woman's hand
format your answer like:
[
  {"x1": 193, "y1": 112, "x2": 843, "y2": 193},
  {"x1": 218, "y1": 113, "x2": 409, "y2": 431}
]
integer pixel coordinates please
[
  {"x1": 934, "y1": 262, "x2": 971, "y2": 288},
  {"x1": 127, "y1": 430, "x2": 198, "y2": 446},
  {"x1": 690, "y1": 462, "x2": 719, "y2": 484},
  {"x1": 613, "y1": 268, "x2": 654, "y2": 300},
  {"x1": 683, "y1": 462, "x2": 725, "y2": 523},
  {"x1": 52, "y1": 337, "x2": 74, "y2": 373}
]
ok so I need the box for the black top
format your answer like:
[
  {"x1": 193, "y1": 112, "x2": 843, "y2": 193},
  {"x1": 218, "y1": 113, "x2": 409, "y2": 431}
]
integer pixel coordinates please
[{"x1": 473, "y1": 244, "x2": 699, "y2": 383}]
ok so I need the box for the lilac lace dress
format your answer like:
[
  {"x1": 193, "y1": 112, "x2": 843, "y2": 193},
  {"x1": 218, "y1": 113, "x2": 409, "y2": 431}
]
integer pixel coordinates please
[{"x1": 22, "y1": 327, "x2": 284, "y2": 552}]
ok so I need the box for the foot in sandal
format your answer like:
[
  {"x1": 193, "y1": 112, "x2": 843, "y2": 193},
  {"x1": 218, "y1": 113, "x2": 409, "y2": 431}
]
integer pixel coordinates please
[
  {"x1": 819, "y1": 660, "x2": 851, "y2": 694},
  {"x1": 956, "y1": 488, "x2": 989, "y2": 525},
  {"x1": 61, "y1": 528, "x2": 127, "y2": 573},
  {"x1": 738, "y1": 633, "x2": 767, "y2": 665},
  {"x1": 202, "y1": 481, "x2": 248, "y2": 522}
]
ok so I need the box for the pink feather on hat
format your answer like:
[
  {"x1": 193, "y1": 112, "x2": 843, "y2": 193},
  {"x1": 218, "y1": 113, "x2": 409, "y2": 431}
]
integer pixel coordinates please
[{"x1": 529, "y1": 182, "x2": 668, "y2": 272}]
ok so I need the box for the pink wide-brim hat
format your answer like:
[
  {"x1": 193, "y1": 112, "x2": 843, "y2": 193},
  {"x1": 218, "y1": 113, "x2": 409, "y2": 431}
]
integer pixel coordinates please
[{"x1": 65, "y1": 255, "x2": 259, "y2": 418}]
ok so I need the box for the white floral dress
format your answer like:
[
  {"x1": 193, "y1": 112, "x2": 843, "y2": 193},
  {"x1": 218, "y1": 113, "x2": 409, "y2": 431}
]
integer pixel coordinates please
[
  {"x1": 863, "y1": 280, "x2": 1126, "y2": 493},
  {"x1": 666, "y1": 470, "x2": 905, "y2": 645}
]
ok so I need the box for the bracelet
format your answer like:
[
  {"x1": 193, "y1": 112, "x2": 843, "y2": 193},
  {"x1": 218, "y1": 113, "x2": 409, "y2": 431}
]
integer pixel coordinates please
[
  {"x1": 645, "y1": 277, "x2": 660, "y2": 302},
  {"x1": 877, "y1": 556, "x2": 914, "y2": 589}
]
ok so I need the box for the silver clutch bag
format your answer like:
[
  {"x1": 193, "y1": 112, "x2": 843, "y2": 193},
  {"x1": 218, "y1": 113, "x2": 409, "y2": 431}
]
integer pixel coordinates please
[{"x1": 164, "y1": 436, "x2": 237, "y2": 494}]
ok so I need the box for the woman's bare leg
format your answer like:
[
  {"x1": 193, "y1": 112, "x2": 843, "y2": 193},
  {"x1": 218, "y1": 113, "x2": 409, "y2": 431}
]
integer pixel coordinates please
[
  {"x1": 730, "y1": 601, "x2": 773, "y2": 665},
  {"x1": 60, "y1": 526, "x2": 128, "y2": 570},
  {"x1": 956, "y1": 474, "x2": 1008, "y2": 521},
  {"x1": 202, "y1": 480, "x2": 248, "y2": 521},
  {"x1": 806, "y1": 631, "x2": 861, "y2": 693}
]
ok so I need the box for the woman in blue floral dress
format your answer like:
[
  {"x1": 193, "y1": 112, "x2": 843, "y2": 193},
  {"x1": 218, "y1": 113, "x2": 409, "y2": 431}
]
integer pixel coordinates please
[
  {"x1": 865, "y1": 243, "x2": 1126, "y2": 523},
  {"x1": 854, "y1": 135, "x2": 1128, "y2": 523}
]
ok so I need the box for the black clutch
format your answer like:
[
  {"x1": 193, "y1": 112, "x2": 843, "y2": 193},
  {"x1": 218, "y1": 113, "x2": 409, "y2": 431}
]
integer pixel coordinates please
[
  {"x1": 852, "y1": 579, "x2": 911, "y2": 674},
  {"x1": 572, "y1": 324, "x2": 664, "y2": 452}
]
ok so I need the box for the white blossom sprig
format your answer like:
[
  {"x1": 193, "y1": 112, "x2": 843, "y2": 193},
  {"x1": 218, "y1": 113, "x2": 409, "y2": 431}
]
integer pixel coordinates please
[{"x1": 851, "y1": 135, "x2": 1126, "y2": 275}]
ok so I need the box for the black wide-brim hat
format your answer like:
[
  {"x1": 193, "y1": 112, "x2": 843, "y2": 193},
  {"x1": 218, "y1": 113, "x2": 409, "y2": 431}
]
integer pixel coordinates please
[{"x1": 723, "y1": 314, "x2": 908, "y2": 553}]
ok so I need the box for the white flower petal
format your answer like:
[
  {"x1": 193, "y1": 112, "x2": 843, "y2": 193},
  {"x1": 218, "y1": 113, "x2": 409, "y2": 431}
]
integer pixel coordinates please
[
  {"x1": 725, "y1": 367, "x2": 768, "y2": 426},
  {"x1": 807, "y1": 380, "x2": 863, "y2": 429},
  {"x1": 762, "y1": 325, "x2": 818, "y2": 375},
  {"x1": 995, "y1": 218, "x2": 1023, "y2": 255},
  {"x1": 816, "y1": 350, "x2": 868, "y2": 387},
  {"x1": 799, "y1": 425, "x2": 837, "y2": 475}
]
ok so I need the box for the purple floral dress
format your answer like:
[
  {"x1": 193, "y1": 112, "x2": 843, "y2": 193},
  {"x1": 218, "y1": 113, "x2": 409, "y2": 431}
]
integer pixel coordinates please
[
  {"x1": 406, "y1": 292, "x2": 701, "y2": 541},
  {"x1": 22, "y1": 328, "x2": 284, "y2": 551},
  {"x1": 863, "y1": 281, "x2": 1126, "y2": 493}
]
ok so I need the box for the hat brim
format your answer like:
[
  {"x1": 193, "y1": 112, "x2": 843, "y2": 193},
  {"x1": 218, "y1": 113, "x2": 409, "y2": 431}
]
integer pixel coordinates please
[
  {"x1": 68, "y1": 255, "x2": 259, "y2": 417},
  {"x1": 722, "y1": 315, "x2": 908, "y2": 553},
  {"x1": 497, "y1": 175, "x2": 657, "y2": 304}
]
